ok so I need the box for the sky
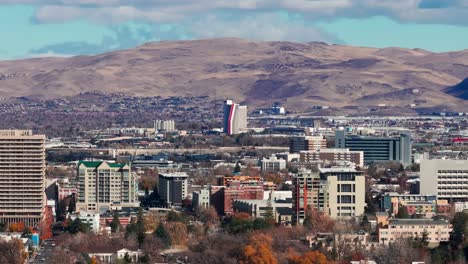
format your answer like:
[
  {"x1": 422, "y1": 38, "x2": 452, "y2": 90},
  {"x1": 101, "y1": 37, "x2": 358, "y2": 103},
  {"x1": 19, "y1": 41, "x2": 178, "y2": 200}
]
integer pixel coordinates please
[{"x1": 1, "y1": 0, "x2": 468, "y2": 59}]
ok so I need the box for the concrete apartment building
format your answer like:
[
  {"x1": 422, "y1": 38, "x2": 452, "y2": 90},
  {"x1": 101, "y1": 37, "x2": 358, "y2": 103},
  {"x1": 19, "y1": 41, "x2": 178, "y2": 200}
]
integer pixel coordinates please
[
  {"x1": 420, "y1": 159, "x2": 468, "y2": 202},
  {"x1": 335, "y1": 130, "x2": 412, "y2": 166},
  {"x1": 290, "y1": 136, "x2": 327, "y2": 153},
  {"x1": 76, "y1": 161, "x2": 138, "y2": 212},
  {"x1": 223, "y1": 99, "x2": 248, "y2": 135},
  {"x1": 261, "y1": 154, "x2": 287, "y2": 172},
  {"x1": 320, "y1": 167, "x2": 366, "y2": 218},
  {"x1": 292, "y1": 170, "x2": 325, "y2": 225},
  {"x1": 299, "y1": 148, "x2": 364, "y2": 168},
  {"x1": 159, "y1": 172, "x2": 188, "y2": 207},
  {"x1": 0, "y1": 130, "x2": 46, "y2": 227},
  {"x1": 378, "y1": 219, "x2": 452, "y2": 247}
]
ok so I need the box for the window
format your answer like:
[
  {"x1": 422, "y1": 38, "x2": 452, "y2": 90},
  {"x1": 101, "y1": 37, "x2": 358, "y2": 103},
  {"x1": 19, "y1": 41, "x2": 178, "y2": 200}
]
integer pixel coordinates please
[
  {"x1": 340, "y1": 184, "x2": 352, "y2": 192},
  {"x1": 340, "y1": 195, "x2": 352, "y2": 204}
]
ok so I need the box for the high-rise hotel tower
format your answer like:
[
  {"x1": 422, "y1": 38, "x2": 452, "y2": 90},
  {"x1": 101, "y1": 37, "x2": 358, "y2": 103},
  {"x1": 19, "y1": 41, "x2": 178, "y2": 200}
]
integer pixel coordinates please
[
  {"x1": 223, "y1": 100, "x2": 247, "y2": 135},
  {"x1": 0, "y1": 130, "x2": 46, "y2": 227}
]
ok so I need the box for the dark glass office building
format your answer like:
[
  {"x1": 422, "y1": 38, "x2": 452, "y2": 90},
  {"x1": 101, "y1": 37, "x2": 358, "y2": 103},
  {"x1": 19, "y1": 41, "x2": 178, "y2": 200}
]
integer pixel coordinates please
[{"x1": 335, "y1": 130, "x2": 412, "y2": 166}]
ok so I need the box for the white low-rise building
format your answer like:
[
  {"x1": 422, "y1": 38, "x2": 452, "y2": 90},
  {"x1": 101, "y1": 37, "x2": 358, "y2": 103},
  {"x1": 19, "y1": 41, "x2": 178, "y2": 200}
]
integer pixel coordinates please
[
  {"x1": 70, "y1": 211, "x2": 100, "y2": 233},
  {"x1": 378, "y1": 219, "x2": 452, "y2": 247}
]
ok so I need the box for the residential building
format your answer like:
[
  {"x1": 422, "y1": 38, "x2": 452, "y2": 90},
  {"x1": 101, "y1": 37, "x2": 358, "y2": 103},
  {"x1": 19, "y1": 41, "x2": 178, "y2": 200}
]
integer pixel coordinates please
[
  {"x1": 380, "y1": 193, "x2": 437, "y2": 213},
  {"x1": 232, "y1": 199, "x2": 292, "y2": 224},
  {"x1": 420, "y1": 159, "x2": 468, "y2": 202},
  {"x1": 0, "y1": 130, "x2": 46, "y2": 227},
  {"x1": 88, "y1": 248, "x2": 142, "y2": 264},
  {"x1": 299, "y1": 148, "x2": 364, "y2": 168},
  {"x1": 335, "y1": 130, "x2": 412, "y2": 166},
  {"x1": 76, "y1": 161, "x2": 138, "y2": 213},
  {"x1": 292, "y1": 170, "x2": 324, "y2": 225},
  {"x1": 320, "y1": 167, "x2": 366, "y2": 218},
  {"x1": 290, "y1": 136, "x2": 327, "y2": 153},
  {"x1": 192, "y1": 186, "x2": 210, "y2": 209},
  {"x1": 211, "y1": 182, "x2": 264, "y2": 215},
  {"x1": 261, "y1": 154, "x2": 286, "y2": 172},
  {"x1": 219, "y1": 175, "x2": 262, "y2": 187},
  {"x1": 378, "y1": 219, "x2": 452, "y2": 247},
  {"x1": 70, "y1": 211, "x2": 100, "y2": 233},
  {"x1": 159, "y1": 172, "x2": 188, "y2": 207},
  {"x1": 154, "y1": 120, "x2": 176, "y2": 132},
  {"x1": 223, "y1": 99, "x2": 247, "y2": 135}
]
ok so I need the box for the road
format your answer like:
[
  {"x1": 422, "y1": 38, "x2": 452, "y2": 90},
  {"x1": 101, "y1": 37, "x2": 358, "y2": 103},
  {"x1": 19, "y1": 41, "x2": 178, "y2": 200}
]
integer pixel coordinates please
[{"x1": 30, "y1": 239, "x2": 55, "y2": 264}]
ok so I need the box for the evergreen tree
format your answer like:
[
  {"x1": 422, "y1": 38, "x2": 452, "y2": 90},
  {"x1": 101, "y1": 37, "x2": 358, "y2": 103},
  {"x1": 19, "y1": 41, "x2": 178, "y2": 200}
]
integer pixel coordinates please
[
  {"x1": 264, "y1": 198, "x2": 275, "y2": 224},
  {"x1": 68, "y1": 195, "x2": 76, "y2": 214},
  {"x1": 136, "y1": 208, "x2": 146, "y2": 247},
  {"x1": 22, "y1": 227, "x2": 32, "y2": 238},
  {"x1": 396, "y1": 205, "x2": 410, "y2": 218},
  {"x1": 110, "y1": 211, "x2": 121, "y2": 233},
  {"x1": 154, "y1": 224, "x2": 171, "y2": 246},
  {"x1": 234, "y1": 162, "x2": 241, "y2": 173}
]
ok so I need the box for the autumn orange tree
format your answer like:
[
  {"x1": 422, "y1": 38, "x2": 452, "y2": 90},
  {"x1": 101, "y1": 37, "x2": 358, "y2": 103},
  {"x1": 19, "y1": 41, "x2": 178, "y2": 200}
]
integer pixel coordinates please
[
  {"x1": 240, "y1": 233, "x2": 277, "y2": 264},
  {"x1": 288, "y1": 251, "x2": 330, "y2": 264},
  {"x1": 303, "y1": 208, "x2": 335, "y2": 233},
  {"x1": 9, "y1": 222, "x2": 25, "y2": 232}
]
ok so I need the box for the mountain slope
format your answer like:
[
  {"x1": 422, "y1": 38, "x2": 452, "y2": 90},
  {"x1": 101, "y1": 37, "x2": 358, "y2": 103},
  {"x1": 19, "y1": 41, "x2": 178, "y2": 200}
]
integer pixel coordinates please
[
  {"x1": 0, "y1": 38, "x2": 467, "y2": 112},
  {"x1": 444, "y1": 78, "x2": 468, "y2": 100}
]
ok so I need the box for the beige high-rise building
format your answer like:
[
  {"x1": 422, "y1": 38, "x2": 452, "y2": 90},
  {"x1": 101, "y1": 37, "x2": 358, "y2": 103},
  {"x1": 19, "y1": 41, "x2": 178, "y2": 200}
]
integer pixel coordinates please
[
  {"x1": 320, "y1": 167, "x2": 366, "y2": 218},
  {"x1": 76, "y1": 161, "x2": 138, "y2": 212},
  {"x1": 0, "y1": 130, "x2": 46, "y2": 227}
]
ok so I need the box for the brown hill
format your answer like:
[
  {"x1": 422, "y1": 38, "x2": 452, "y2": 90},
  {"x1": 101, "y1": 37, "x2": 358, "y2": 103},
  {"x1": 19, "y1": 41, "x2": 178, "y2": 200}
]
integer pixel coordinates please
[{"x1": 0, "y1": 38, "x2": 467, "y2": 112}]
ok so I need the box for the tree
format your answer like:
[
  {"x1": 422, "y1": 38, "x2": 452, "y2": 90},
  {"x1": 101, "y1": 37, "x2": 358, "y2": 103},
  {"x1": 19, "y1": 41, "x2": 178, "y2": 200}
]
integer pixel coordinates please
[
  {"x1": 396, "y1": 205, "x2": 410, "y2": 219},
  {"x1": 288, "y1": 251, "x2": 330, "y2": 264},
  {"x1": 135, "y1": 208, "x2": 146, "y2": 247},
  {"x1": 166, "y1": 222, "x2": 188, "y2": 246},
  {"x1": 22, "y1": 227, "x2": 32, "y2": 238},
  {"x1": 0, "y1": 238, "x2": 27, "y2": 264},
  {"x1": 154, "y1": 224, "x2": 171, "y2": 247},
  {"x1": 9, "y1": 222, "x2": 25, "y2": 232},
  {"x1": 68, "y1": 195, "x2": 76, "y2": 214},
  {"x1": 450, "y1": 211, "x2": 468, "y2": 251},
  {"x1": 264, "y1": 198, "x2": 275, "y2": 224},
  {"x1": 234, "y1": 162, "x2": 241, "y2": 173},
  {"x1": 110, "y1": 211, "x2": 121, "y2": 233},
  {"x1": 241, "y1": 233, "x2": 277, "y2": 264},
  {"x1": 360, "y1": 215, "x2": 371, "y2": 233},
  {"x1": 66, "y1": 218, "x2": 89, "y2": 234}
]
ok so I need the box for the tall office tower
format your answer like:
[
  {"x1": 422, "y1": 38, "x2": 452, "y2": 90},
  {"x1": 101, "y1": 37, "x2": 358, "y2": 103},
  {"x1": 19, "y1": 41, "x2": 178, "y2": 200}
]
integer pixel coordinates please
[
  {"x1": 159, "y1": 172, "x2": 188, "y2": 207},
  {"x1": 154, "y1": 120, "x2": 176, "y2": 132},
  {"x1": 223, "y1": 100, "x2": 248, "y2": 135},
  {"x1": 335, "y1": 130, "x2": 412, "y2": 166},
  {"x1": 320, "y1": 167, "x2": 366, "y2": 218},
  {"x1": 420, "y1": 159, "x2": 468, "y2": 202},
  {"x1": 0, "y1": 130, "x2": 46, "y2": 227},
  {"x1": 290, "y1": 136, "x2": 327, "y2": 153},
  {"x1": 76, "y1": 161, "x2": 138, "y2": 212},
  {"x1": 292, "y1": 170, "x2": 323, "y2": 225}
]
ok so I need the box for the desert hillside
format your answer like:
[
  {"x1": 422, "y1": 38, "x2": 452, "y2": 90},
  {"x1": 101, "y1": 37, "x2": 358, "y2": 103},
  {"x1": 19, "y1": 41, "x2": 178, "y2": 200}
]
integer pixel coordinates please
[{"x1": 0, "y1": 38, "x2": 467, "y2": 112}]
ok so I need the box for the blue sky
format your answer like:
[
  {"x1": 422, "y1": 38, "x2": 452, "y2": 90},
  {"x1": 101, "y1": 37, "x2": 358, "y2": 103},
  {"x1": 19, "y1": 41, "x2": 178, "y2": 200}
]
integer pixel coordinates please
[{"x1": 1, "y1": 1, "x2": 468, "y2": 59}]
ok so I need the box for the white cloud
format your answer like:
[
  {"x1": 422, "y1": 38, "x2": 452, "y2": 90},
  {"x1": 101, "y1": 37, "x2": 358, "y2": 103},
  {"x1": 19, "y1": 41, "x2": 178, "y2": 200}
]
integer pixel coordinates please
[{"x1": 7, "y1": 0, "x2": 460, "y2": 26}]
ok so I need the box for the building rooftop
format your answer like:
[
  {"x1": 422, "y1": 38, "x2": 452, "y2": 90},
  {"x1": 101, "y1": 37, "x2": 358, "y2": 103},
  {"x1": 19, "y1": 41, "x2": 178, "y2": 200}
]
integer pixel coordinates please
[
  {"x1": 319, "y1": 167, "x2": 358, "y2": 173},
  {"x1": 389, "y1": 219, "x2": 450, "y2": 225},
  {"x1": 78, "y1": 161, "x2": 127, "y2": 168}
]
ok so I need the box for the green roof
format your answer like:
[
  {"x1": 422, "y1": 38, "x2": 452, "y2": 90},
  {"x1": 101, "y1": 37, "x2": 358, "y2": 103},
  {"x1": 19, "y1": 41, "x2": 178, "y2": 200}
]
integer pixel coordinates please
[
  {"x1": 79, "y1": 161, "x2": 102, "y2": 168},
  {"x1": 78, "y1": 161, "x2": 127, "y2": 168}
]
